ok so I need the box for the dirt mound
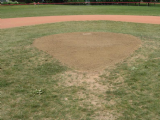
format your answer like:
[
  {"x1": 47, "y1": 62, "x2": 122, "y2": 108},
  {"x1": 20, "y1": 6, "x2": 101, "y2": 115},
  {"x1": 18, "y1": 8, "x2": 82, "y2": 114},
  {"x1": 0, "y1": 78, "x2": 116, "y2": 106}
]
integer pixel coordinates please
[{"x1": 33, "y1": 32, "x2": 141, "y2": 72}]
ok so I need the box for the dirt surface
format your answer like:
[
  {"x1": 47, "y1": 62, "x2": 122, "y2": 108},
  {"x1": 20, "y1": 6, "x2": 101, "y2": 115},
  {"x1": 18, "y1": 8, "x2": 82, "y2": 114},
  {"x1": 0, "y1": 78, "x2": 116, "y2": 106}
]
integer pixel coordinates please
[
  {"x1": 33, "y1": 32, "x2": 141, "y2": 72},
  {"x1": 0, "y1": 15, "x2": 160, "y2": 29}
]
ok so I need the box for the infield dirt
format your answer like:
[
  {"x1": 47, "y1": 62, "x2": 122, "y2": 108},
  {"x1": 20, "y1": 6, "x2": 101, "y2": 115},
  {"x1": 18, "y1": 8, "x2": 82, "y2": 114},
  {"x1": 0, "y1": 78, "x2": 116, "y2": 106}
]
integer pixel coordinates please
[
  {"x1": 33, "y1": 32, "x2": 141, "y2": 72},
  {"x1": 1, "y1": 15, "x2": 160, "y2": 29}
]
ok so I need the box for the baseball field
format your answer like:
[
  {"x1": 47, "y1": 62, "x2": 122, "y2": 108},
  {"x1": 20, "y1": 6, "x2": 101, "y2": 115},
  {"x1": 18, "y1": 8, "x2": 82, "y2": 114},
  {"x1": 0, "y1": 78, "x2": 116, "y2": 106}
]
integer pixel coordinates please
[{"x1": 0, "y1": 5, "x2": 160, "y2": 120}]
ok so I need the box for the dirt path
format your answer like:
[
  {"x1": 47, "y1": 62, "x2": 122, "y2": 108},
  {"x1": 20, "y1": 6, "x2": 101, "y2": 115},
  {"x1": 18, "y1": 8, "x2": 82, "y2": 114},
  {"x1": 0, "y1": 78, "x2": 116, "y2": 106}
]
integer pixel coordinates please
[{"x1": 0, "y1": 15, "x2": 160, "y2": 29}]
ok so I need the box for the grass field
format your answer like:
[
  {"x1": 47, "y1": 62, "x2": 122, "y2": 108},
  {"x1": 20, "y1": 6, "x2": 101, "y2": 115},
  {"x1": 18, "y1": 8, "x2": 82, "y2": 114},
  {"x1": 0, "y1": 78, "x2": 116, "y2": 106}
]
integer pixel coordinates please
[
  {"x1": 0, "y1": 5, "x2": 160, "y2": 18},
  {"x1": 0, "y1": 5, "x2": 160, "y2": 120}
]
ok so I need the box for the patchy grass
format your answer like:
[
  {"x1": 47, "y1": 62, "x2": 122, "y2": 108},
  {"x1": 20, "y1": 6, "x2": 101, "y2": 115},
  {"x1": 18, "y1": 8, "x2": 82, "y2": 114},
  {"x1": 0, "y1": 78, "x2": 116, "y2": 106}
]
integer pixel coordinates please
[
  {"x1": 100, "y1": 43, "x2": 160, "y2": 119},
  {"x1": 0, "y1": 21, "x2": 160, "y2": 119},
  {"x1": 0, "y1": 5, "x2": 160, "y2": 18}
]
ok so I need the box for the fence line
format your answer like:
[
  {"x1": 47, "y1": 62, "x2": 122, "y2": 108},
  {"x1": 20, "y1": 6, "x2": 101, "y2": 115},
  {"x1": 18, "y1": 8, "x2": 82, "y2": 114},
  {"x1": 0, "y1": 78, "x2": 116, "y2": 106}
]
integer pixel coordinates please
[{"x1": 0, "y1": 2, "x2": 160, "y2": 6}]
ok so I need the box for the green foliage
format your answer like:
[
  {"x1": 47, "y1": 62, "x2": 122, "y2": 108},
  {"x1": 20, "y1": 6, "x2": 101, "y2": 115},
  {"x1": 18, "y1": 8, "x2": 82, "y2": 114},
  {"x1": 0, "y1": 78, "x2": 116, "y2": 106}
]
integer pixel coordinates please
[
  {"x1": 1, "y1": 0, "x2": 19, "y2": 4},
  {"x1": 25, "y1": 0, "x2": 33, "y2": 3}
]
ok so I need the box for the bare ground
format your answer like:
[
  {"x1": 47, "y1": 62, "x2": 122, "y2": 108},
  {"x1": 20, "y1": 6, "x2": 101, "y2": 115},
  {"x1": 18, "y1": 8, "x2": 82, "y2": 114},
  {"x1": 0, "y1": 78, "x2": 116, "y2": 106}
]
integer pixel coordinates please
[
  {"x1": 0, "y1": 15, "x2": 160, "y2": 29},
  {"x1": 33, "y1": 32, "x2": 141, "y2": 72}
]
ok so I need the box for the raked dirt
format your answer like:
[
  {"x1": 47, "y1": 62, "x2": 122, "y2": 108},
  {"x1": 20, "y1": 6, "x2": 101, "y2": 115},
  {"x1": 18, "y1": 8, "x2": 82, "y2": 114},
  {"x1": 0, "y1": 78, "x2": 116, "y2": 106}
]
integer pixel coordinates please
[
  {"x1": 0, "y1": 15, "x2": 160, "y2": 29},
  {"x1": 33, "y1": 32, "x2": 141, "y2": 72}
]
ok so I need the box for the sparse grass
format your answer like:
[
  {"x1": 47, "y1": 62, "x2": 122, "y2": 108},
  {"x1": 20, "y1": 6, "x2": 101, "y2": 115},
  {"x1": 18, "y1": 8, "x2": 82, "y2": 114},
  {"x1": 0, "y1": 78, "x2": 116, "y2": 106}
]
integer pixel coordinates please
[
  {"x1": 0, "y1": 5, "x2": 160, "y2": 18},
  {"x1": 100, "y1": 47, "x2": 160, "y2": 119},
  {"x1": 0, "y1": 21, "x2": 160, "y2": 119}
]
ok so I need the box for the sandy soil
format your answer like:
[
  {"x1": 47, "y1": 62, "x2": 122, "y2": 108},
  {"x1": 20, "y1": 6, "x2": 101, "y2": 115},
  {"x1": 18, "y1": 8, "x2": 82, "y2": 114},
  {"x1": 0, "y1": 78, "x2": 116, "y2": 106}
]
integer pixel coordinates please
[
  {"x1": 0, "y1": 15, "x2": 160, "y2": 29},
  {"x1": 33, "y1": 32, "x2": 141, "y2": 72}
]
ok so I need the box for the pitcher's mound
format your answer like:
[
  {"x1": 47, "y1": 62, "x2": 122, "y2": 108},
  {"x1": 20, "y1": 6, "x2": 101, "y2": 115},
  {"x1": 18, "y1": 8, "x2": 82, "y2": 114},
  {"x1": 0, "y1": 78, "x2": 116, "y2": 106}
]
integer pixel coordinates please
[{"x1": 33, "y1": 32, "x2": 141, "y2": 71}]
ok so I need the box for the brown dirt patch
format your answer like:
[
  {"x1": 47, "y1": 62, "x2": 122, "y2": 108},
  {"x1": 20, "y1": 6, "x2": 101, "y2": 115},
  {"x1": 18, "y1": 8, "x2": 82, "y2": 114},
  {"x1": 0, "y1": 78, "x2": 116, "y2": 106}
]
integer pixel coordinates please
[
  {"x1": 33, "y1": 32, "x2": 141, "y2": 72},
  {"x1": 1, "y1": 15, "x2": 160, "y2": 29}
]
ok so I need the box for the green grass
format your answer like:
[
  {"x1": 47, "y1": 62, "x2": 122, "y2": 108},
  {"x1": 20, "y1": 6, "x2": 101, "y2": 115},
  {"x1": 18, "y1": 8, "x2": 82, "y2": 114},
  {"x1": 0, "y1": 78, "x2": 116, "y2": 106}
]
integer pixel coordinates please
[
  {"x1": 0, "y1": 5, "x2": 160, "y2": 18},
  {"x1": 0, "y1": 20, "x2": 160, "y2": 119}
]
